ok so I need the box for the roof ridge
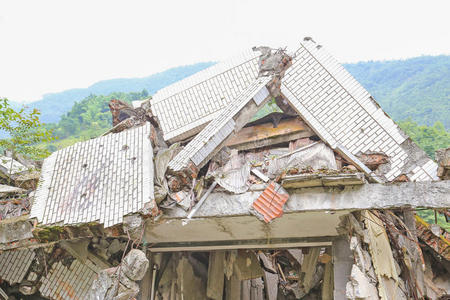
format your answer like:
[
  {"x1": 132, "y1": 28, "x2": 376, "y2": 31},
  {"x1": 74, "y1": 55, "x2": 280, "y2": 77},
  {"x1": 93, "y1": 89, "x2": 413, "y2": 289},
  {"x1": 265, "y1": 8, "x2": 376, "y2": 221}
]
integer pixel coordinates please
[{"x1": 151, "y1": 49, "x2": 260, "y2": 105}]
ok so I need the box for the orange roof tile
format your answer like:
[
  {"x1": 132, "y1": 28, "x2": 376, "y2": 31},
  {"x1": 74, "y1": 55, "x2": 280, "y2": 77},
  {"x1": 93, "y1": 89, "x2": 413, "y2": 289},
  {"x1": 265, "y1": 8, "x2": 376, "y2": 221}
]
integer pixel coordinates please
[{"x1": 252, "y1": 181, "x2": 289, "y2": 223}]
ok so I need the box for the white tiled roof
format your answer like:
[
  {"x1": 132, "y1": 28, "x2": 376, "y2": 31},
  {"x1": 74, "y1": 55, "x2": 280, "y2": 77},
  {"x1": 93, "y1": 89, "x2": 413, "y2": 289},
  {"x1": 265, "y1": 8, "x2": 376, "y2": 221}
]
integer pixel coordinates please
[
  {"x1": 168, "y1": 76, "x2": 272, "y2": 171},
  {"x1": 0, "y1": 248, "x2": 35, "y2": 284},
  {"x1": 39, "y1": 259, "x2": 99, "y2": 300},
  {"x1": 31, "y1": 124, "x2": 154, "y2": 228},
  {"x1": 281, "y1": 40, "x2": 438, "y2": 181},
  {"x1": 148, "y1": 49, "x2": 261, "y2": 143}
]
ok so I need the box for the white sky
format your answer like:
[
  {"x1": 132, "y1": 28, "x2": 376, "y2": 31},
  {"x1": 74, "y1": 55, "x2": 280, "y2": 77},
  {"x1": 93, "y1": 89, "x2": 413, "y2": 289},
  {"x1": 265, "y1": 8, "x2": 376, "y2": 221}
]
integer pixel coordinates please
[{"x1": 1, "y1": 0, "x2": 449, "y2": 103}]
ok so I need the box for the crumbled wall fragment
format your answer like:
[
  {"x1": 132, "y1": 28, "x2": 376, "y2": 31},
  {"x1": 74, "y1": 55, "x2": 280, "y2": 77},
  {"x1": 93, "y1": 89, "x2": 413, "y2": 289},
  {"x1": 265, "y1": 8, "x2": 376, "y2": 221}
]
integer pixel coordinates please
[
  {"x1": 436, "y1": 147, "x2": 450, "y2": 180},
  {"x1": 345, "y1": 264, "x2": 378, "y2": 300},
  {"x1": 121, "y1": 249, "x2": 149, "y2": 281}
]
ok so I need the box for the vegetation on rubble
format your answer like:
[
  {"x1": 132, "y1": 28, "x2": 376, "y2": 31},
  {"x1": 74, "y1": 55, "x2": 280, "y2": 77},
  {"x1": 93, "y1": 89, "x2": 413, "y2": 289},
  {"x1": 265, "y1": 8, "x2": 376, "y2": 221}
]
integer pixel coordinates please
[
  {"x1": 0, "y1": 98, "x2": 55, "y2": 160},
  {"x1": 416, "y1": 210, "x2": 450, "y2": 231},
  {"x1": 33, "y1": 225, "x2": 65, "y2": 241}
]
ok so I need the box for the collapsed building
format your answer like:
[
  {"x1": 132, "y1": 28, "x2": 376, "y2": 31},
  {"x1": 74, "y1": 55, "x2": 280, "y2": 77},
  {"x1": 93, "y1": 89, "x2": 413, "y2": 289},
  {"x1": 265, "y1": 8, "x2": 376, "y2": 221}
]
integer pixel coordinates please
[{"x1": 0, "y1": 38, "x2": 449, "y2": 300}]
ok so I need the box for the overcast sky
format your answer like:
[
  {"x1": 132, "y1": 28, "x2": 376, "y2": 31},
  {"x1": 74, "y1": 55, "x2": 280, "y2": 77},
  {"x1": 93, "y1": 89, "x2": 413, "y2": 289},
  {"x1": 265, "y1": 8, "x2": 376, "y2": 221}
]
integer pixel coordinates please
[{"x1": 1, "y1": 0, "x2": 449, "y2": 103}]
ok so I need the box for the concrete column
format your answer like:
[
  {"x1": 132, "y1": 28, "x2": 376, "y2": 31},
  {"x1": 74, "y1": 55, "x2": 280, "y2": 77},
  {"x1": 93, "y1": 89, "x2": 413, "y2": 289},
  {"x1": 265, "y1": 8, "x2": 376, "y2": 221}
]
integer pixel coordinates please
[{"x1": 332, "y1": 237, "x2": 353, "y2": 300}]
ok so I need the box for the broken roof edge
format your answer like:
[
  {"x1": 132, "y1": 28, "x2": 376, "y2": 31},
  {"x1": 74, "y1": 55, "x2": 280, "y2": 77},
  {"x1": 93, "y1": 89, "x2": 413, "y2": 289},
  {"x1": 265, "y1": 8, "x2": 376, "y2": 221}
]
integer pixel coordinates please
[
  {"x1": 132, "y1": 49, "x2": 262, "y2": 110},
  {"x1": 30, "y1": 149, "x2": 58, "y2": 223},
  {"x1": 151, "y1": 49, "x2": 261, "y2": 104},
  {"x1": 279, "y1": 83, "x2": 378, "y2": 182},
  {"x1": 30, "y1": 123, "x2": 155, "y2": 228},
  {"x1": 168, "y1": 76, "x2": 273, "y2": 172},
  {"x1": 281, "y1": 38, "x2": 438, "y2": 182}
]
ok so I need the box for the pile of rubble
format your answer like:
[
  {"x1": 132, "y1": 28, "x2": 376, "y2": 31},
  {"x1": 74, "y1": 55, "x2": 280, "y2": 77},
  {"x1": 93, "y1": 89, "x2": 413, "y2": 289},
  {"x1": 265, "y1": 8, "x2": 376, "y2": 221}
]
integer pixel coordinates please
[
  {"x1": 0, "y1": 154, "x2": 40, "y2": 221},
  {"x1": 149, "y1": 247, "x2": 332, "y2": 300},
  {"x1": 0, "y1": 40, "x2": 449, "y2": 299}
]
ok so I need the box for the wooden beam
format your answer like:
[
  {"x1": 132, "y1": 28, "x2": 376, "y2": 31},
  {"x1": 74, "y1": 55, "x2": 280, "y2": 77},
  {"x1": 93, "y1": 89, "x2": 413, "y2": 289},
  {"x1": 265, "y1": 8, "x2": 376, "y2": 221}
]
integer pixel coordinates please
[
  {"x1": 207, "y1": 251, "x2": 225, "y2": 300},
  {"x1": 226, "y1": 118, "x2": 314, "y2": 151}
]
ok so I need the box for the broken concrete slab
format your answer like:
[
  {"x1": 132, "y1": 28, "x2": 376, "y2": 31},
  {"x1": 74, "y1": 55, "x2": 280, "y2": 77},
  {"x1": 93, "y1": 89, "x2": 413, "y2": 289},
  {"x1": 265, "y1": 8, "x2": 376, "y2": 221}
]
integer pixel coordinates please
[
  {"x1": 436, "y1": 147, "x2": 450, "y2": 180},
  {"x1": 281, "y1": 172, "x2": 365, "y2": 189},
  {"x1": 322, "y1": 248, "x2": 334, "y2": 300},
  {"x1": 225, "y1": 274, "x2": 241, "y2": 300},
  {"x1": 0, "y1": 184, "x2": 26, "y2": 197},
  {"x1": 0, "y1": 216, "x2": 34, "y2": 244}
]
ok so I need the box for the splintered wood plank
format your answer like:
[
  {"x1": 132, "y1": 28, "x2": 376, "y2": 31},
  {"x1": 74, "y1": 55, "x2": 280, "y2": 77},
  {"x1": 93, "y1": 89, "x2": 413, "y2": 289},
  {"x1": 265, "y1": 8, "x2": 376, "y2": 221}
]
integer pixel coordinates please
[
  {"x1": 322, "y1": 248, "x2": 334, "y2": 300},
  {"x1": 226, "y1": 118, "x2": 313, "y2": 150},
  {"x1": 225, "y1": 275, "x2": 241, "y2": 300},
  {"x1": 233, "y1": 250, "x2": 264, "y2": 280},
  {"x1": 207, "y1": 251, "x2": 225, "y2": 300},
  {"x1": 301, "y1": 247, "x2": 320, "y2": 294}
]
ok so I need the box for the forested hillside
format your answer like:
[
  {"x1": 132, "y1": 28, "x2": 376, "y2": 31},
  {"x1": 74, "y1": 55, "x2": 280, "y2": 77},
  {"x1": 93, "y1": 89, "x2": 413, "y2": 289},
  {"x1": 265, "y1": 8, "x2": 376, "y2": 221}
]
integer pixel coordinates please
[
  {"x1": 15, "y1": 62, "x2": 213, "y2": 123},
  {"x1": 10, "y1": 55, "x2": 449, "y2": 128},
  {"x1": 345, "y1": 55, "x2": 450, "y2": 129},
  {"x1": 44, "y1": 90, "x2": 148, "y2": 151},
  {"x1": 37, "y1": 55, "x2": 449, "y2": 157}
]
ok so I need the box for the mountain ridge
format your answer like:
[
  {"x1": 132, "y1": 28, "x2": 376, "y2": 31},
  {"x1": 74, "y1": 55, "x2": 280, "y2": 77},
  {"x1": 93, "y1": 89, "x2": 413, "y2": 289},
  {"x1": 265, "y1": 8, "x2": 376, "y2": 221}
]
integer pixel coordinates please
[
  {"x1": 10, "y1": 62, "x2": 214, "y2": 123},
  {"x1": 8, "y1": 55, "x2": 450, "y2": 128}
]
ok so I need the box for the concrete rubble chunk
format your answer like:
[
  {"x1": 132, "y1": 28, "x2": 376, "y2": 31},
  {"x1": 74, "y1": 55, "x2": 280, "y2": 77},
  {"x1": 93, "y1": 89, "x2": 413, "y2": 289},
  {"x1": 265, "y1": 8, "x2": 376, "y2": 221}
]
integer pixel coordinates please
[
  {"x1": 266, "y1": 142, "x2": 337, "y2": 178},
  {"x1": 154, "y1": 143, "x2": 180, "y2": 203},
  {"x1": 0, "y1": 156, "x2": 28, "y2": 177},
  {"x1": 89, "y1": 249, "x2": 149, "y2": 300},
  {"x1": 122, "y1": 214, "x2": 144, "y2": 241},
  {"x1": 436, "y1": 147, "x2": 450, "y2": 180},
  {"x1": 89, "y1": 269, "x2": 116, "y2": 300},
  {"x1": 122, "y1": 249, "x2": 149, "y2": 281},
  {"x1": 345, "y1": 264, "x2": 378, "y2": 300},
  {"x1": 356, "y1": 152, "x2": 389, "y2": 171},
  {"x1": 301, "y1": 247, "x2": 321, "y2": 294},
  {"x1": 0, "y1": 184, "x2": 26, "y2": 196},
  {"x1": 108, "y1": 99, "x2": 139, "y2": 127},
  {"x1": 108, "y1": 239, "x2": 124, "y2": 255}
]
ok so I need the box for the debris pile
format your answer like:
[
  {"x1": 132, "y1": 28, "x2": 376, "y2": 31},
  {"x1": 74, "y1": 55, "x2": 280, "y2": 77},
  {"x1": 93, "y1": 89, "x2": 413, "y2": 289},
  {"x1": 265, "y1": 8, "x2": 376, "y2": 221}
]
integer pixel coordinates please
[
  {"x1": 1, "y1": 40, "x2": 449, "y2": 299},
  {"x1": 338, "y1": 210, "x2": 450, "y2": 299},
  {"x1": 0, "y1": 155, "x2": 37, "y2": 221},
  {"x1": 150, "y1": 248, "x2": 333, "y2": 300},
  {"x1": 89, "y1": 249, "x2": 149, "y2": 300}
]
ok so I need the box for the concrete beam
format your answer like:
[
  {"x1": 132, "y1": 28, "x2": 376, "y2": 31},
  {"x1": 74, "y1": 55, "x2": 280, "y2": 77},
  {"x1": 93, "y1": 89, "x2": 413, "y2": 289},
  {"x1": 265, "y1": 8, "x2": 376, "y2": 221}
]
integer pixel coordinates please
[
  {"x1": 144, "y1": 181, "x2": 449, "y2": 250},
  {"x1": 145, "y1": 211, "x2": 346, "y2": 250},
  {"x1": 163, "y1": 181, "x2": 450, "y2": 219}
]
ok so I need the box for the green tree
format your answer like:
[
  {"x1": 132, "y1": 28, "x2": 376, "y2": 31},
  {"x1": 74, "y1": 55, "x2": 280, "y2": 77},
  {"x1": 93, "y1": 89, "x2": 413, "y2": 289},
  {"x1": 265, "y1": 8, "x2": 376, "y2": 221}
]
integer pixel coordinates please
[
  {"x1": 0, "y1": 98, "x2": 55, "y2": 160},
  {"x1": 399, "y1": 119, "x2": 450, "y2": 158}
]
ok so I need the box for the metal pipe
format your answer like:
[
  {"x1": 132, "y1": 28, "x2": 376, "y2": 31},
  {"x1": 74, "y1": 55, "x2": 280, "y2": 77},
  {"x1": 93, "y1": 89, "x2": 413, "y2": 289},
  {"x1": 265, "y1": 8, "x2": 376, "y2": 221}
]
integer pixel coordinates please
[
  {"x1": 150, "y1": 264, "x2": 158, "y2": 300},
  {"x1": 187, "y1": 181, "x2": 217, "y2": 219}
]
